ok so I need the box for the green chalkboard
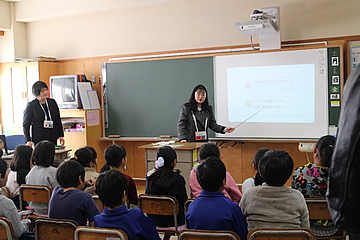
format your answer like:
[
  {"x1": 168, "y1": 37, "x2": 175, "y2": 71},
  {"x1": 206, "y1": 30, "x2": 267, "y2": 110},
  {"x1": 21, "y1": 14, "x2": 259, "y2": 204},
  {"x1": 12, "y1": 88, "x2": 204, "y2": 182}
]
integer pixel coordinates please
[{"x1": 104, "y1": 57, "x2": 215, "y2": 137}]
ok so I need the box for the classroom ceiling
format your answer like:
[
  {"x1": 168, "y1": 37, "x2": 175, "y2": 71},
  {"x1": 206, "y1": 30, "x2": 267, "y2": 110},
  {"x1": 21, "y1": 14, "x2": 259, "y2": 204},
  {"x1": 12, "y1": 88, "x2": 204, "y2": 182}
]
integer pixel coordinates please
[{"x1": 13, "y1": 0, "x2": 174, "y2": 22}]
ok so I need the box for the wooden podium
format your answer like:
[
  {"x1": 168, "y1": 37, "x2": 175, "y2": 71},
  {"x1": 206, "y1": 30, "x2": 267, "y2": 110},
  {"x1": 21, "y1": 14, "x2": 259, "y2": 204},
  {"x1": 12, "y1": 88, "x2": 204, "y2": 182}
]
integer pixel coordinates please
[{"x1": 139, "y1": 142, "x2": 205, "y2": 194}]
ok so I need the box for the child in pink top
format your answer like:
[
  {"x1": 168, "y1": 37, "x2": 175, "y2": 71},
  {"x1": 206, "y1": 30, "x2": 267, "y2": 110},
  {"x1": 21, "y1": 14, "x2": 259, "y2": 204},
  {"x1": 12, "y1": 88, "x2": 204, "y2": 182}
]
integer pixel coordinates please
[{"x1": 189, "y1": 143, "x2": 242, "y2": 204}]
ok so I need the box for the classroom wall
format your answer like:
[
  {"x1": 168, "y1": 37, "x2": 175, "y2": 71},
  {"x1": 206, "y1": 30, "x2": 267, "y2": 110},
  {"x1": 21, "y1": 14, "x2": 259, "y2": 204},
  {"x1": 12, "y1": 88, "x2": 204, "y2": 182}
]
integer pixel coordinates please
[
  {"x1": 0, "y1": 2, "x2": 28, "y2": 62},
  {"x1": 0, "y1": 1, "x2": 10, "y2": 31},
  {"x1": 20, "y1": 0, "x2": 360, "y2": 60}
]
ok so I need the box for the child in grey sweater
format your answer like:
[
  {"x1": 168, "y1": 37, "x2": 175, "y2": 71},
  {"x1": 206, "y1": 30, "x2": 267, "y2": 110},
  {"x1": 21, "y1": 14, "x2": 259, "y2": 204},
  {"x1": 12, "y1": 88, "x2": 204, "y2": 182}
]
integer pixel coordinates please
[{"x1": 240, "y1": 150, "x2": 309, "y2": 231}]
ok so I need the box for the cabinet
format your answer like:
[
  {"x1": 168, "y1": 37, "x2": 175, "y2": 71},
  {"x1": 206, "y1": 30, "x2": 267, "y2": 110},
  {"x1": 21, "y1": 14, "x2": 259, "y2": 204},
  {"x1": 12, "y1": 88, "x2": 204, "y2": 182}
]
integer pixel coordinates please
[
  {"x1": 140, "y1": 142, "x2": 205, "y2": 194},
  {"x1": 60, "y1": 109, "x2": 103, "y2": 166},
  {"x1": 0, "y1": 61, "x2": 58, "y2": 134}
]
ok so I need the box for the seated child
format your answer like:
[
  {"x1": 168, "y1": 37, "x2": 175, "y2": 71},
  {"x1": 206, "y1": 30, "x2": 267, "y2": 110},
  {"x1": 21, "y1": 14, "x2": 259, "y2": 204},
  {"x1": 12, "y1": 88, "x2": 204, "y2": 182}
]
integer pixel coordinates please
[
  {"x1": 49, "y1": 160, "x2": 100, "y2": 226},
  {"x1": 292, "y1": 135, "x2": 338, "y2": 236},
  {"x1": 104, "y1": 145, "x2": 138, "y2": 206},
  {"x1": 6, "y1": 145, "x2": 33, "y2": 209},
  {"x1": 0, "y1": 158, "x2": 31, "y2": 238},
  {"x1": 72, "y1": 146, "x2": 98, "y2": 195},
  {"x1": 95, "y1": 170, "x2": 161, "y2": 240},
  {"x1": 242, "y1": 148, "x2": 269, "y2": 193},
  {"x1": 25, "y1": 140, "x2": 59, "y2": 214},
  {"x1": 189, "y1": 143, "x2": 242, "y2": 203},
  {"x1": 186, "y1": 156, "x2": 248, "y2": 240},
  {"x1": 240, "y1": 150, "x2": 310, "y2": 231},
  {"x1": 146, "y1": 146, "x2": 187, "y2": 227}
]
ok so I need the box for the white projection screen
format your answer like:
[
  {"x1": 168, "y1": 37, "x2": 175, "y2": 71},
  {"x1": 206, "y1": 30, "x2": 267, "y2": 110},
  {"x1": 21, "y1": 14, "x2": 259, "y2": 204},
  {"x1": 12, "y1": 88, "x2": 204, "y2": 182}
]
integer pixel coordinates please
[{"x1": 214, "y1": 48, "x2": 328, "y2": 139}]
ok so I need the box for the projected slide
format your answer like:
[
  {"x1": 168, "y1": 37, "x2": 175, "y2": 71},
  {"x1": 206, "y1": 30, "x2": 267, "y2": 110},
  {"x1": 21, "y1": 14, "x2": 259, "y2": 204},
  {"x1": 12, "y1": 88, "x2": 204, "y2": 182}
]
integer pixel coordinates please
[{"x1": 227, "y1": 64, "x2": 315, "y2": 123}]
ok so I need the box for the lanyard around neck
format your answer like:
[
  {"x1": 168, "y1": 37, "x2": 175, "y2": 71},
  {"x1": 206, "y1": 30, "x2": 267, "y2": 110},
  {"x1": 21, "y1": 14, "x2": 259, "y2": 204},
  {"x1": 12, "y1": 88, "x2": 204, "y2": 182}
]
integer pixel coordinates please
[
  {"x1": 39, "y1": 99, "x2": 52, "y2": 121},
  {"x1": 192, "y1": 112, "x2": 208, "y2": 132}
]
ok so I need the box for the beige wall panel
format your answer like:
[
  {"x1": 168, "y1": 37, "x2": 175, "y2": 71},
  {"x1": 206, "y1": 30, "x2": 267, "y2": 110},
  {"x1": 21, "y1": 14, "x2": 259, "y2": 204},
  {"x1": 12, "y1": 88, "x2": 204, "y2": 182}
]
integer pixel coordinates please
[{"x1": 25, "y1": 0, "x2": 360, "y2": 60}]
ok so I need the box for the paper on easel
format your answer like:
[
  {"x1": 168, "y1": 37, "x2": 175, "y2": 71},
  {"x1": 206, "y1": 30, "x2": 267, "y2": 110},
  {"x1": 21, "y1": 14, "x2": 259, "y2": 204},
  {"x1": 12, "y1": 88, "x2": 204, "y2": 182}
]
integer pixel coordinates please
[
  {"x1": 77, "y1": 82, "x2": 92, "y2": 110},
  {"x1": 87, "y1": 90, "x2": 101, "y2": 109}
]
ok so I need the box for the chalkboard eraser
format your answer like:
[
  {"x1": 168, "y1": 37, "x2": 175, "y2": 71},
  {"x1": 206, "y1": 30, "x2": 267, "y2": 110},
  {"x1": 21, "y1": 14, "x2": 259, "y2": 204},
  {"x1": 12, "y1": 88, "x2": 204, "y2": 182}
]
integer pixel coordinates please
[
  {"x1": 160, "y1": 135, "x2": 172, "y2": 139},
  {"x1": 109, "y1": 135, "x2": 120, "y2": 138}
]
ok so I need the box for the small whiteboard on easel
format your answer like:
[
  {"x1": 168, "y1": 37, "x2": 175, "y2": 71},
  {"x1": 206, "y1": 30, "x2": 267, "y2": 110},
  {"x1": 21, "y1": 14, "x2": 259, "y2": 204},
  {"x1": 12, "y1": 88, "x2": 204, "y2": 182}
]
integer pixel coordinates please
[
  {"x1": 78, "y1": 82, "x2": 92, "y2": 110},
  {"x1": 78, "y1": 82, "x2": 101, "y2": 110},
  {"x1": 87, "y1": 90, "x2": 101, "y2": 109}
]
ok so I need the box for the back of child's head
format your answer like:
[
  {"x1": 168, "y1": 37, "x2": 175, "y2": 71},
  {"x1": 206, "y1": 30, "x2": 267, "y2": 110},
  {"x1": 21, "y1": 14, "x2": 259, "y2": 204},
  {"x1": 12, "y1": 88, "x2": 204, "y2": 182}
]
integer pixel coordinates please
[
  {"x1": 56, "y1": 160, "x2": 85, "y2": 188},
  {"x1": 85, "y1": 146, "x2": 97, "y2": 159},
  {"x1": 96, "y1": 169, "x2": 128, "y2": 208},
  {"x1": 253, "y1": 148, "x2": 270, "y2": 186},
  {"x1": 198, "y1": 143, "x2": 220, "y2": 161},
  {"x1": 31, "y1": 140, "x2": 55, "y2": 167},
  {"x1": 196, "y1": 156, "x2": 226, "y2": 192},
  {"x1": 259, "y1": 150, "x2": 294, "y2": 186},
  {"x1": 253, "y1": 148, "x2": 270, "y2": 169},
  {"x1": 148, "y1": 146, "x2": 177, "y2": 193},
  {"x1": 104, "y1": 145, "x2": 126, "y2": 168},
  {"x1": 0, "y1": 158, "x2": 7, "y2": 180},
  {"x1": 72, "y1": 147, "x2": 96, "y2": 168},
  {"x1": 10, "y1": 145, "x2": 32, "y2": 172},
  {"x1": 316, "y1": 135, "x2": 336, "y2": 167},
  {"x1": 156, "y1": 146, "x2": 177, "y2": 169}
]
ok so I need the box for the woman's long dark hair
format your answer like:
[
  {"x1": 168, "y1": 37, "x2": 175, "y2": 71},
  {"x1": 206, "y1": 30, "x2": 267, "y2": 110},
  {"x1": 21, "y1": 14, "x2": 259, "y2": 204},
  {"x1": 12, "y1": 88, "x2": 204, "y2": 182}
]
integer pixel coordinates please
[
  {"x1": 188, "y1": 84, "x2": 209, "y2": 112},
  {"x1": 316, "y1": 135, "x2": 336, "y2": 167},
  {"x1": 253, "y1": 148, "x2": 270, "y2": 186},
  {"x1": 148, "y1": 146, "x2": 178, "y2": 194}
]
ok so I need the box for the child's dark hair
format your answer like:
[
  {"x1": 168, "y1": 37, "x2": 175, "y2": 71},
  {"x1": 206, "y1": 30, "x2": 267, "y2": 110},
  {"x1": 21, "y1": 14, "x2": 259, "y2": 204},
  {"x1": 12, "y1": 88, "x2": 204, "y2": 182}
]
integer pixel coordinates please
[
  {"x1": 31, "y1": 140, "x2": 55, "y2": 167},
  {"x1": 10, "y1": 145, "x2": 32, "y2": 172},
  {"x1": 316, "y1": 135, "x2": 336, "y2": 167},
  {"x1": 100, "y1": 163, "x2": 110, "y2": 173},
  {"x1": 147, "y1": 146, "x2": 178, "y2": 193},
  {"x1": 32, "y1": 81, "x2": 48, "y2": 97},
  {"x1": 189, "y1": 84, "x2": 209, "y2": 112},
  {"x1": 85, "y1": 146, "x2": 97, "y2": 159},
  {"x1": 196, "y1": 156, "x2": 226, "y2": 191},
  {"x1": 0, "y1": 158, "x2": 7, "y2": 179},
  {"x1": 0, "y1": 139, "x2": 3, "y2": 158},
  {"x1": 104, "y1": 145, "x2": 126, "y2": 168},
  {"x1": 198, "y1": 143, "x2": 220, "y2": 161},
  {"x1": 56, "y1": 160, "x2": 85, "y2": 188},
  {"x1": 72, "y1": 147, "x2": 96, "y2": 168},
  {"x1": 253, "y1": 148, "x2": 270, "y2": 186},
  {"x1": 96, "y1": 169, "x2": 128, "y2": 208},
  {"x1": 259, "y1": 150, "x2": 294, "y2": 186}
]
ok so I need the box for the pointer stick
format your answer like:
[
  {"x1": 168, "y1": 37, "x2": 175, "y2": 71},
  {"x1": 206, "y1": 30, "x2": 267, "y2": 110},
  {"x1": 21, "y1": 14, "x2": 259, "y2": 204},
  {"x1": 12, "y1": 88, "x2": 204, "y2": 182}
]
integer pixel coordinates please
[{"x1": 234, "y1": 105, "x2": 268, "y2": 129}]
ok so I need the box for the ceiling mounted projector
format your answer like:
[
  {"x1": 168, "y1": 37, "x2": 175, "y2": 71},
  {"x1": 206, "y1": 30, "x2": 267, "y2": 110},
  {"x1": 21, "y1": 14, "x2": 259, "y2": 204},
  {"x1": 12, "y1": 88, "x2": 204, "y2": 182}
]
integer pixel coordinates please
[
  {"x1": 235, "y1": 7, "x2": 281, "y2": 50},
  {"x1": 235, "y1": 18, "x2": 278, "y2": 36}
]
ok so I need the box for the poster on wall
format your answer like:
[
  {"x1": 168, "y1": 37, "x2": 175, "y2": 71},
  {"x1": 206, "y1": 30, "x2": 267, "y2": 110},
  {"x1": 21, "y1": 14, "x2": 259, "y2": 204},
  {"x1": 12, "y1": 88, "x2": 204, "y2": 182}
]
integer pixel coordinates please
[{"x1": 350, "y1": 41, "x2": 360, "y2": 72}]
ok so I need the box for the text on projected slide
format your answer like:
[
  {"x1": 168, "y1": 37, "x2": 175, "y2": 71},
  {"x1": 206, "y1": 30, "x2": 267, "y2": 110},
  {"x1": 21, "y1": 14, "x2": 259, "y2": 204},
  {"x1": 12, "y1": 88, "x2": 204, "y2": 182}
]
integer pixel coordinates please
[{"x1": 227, "y1": 64, "x2": 315, "y2": 123}]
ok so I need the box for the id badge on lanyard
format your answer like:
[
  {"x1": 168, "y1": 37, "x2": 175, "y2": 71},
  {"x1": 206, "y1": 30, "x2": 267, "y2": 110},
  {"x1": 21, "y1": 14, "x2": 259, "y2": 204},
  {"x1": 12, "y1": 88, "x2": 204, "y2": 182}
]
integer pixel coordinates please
[
  {"x1": 40, "y1": 99, "x2": 54, "y2": 129},
  {"x1": 43, "y1": 120, "x2": 53, "y2": 129},
  {"x1": 192, "y1": 113, "x2": 208, "y2": 141}
]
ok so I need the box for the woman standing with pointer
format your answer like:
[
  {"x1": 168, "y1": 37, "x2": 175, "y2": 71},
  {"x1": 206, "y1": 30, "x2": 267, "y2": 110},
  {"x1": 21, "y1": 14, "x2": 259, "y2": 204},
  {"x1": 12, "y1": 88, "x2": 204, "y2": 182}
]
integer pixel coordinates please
[{"x1": 177, "y1": 84, "x2": 234, "y2": 142}]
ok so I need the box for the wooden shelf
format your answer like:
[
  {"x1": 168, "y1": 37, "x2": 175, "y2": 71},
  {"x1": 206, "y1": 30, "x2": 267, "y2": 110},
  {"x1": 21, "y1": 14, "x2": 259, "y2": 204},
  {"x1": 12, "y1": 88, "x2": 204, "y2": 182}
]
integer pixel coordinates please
[{"x1": 60, "y1": 109, "x2": 85, "y2": 118}]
